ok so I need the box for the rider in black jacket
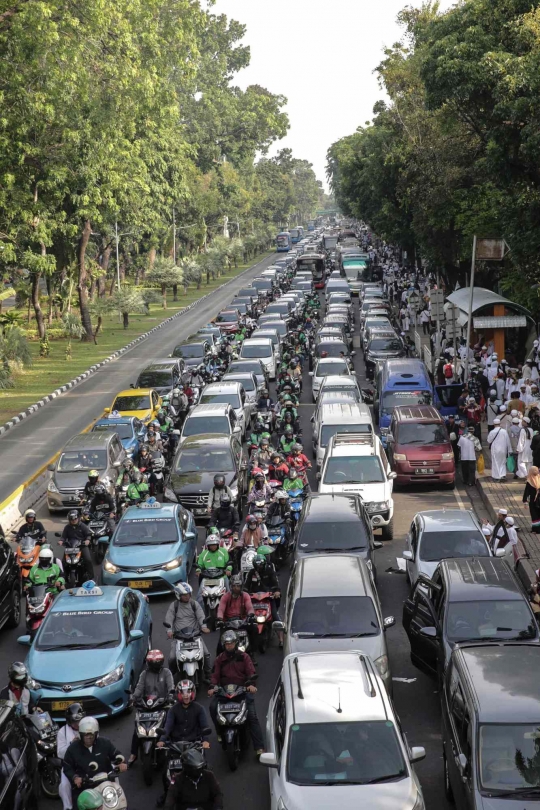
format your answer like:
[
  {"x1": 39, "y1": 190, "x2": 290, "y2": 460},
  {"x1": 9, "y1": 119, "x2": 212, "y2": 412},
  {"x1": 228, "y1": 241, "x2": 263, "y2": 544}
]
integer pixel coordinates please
[
  {"x1": 210, "y1": 495, "x2": 240, "y2": 533},
  {"x1": 63, "y1": 717, "x2": 127, "y2": 803}
]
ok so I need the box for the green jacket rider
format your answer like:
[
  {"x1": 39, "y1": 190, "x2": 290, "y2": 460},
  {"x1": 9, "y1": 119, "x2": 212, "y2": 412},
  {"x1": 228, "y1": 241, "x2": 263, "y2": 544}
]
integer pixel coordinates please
[
  {"x1": 27, "y1": 547, "x2": 65, "y2": 594},
  {"x1": 196, "y1": 537, "x2": 232, "y2": 577}
]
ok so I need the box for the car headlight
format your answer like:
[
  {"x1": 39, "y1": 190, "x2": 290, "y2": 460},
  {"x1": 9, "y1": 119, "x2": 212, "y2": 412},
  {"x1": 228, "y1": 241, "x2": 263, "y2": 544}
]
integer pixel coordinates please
[
  {"x1": 47, "y1": 480, "x2": 59, "y2": 493},
  {"x1": 103, "y1": 559, "x2": 119, "y2": 574},
  {"x1": 441, "y1": 452, "x2": 454, "y2": 460},
  {"x1": 95, "y1": 664, "x2": 124, "y2": 688},
  {"x1": 374, "y1": 654, "x2": 389, "y2": 679},
  {"x1": 27, "y1": 676, "x2": 41, "y2": 689},
  {"x1": 230, "y1": 485, "x2": 239, "y2": 500},
  {"x1": 366, "y1": 501, "x2": 389, "y2": 513},
  {"x1": 164, "y1": 556, "x2": 182, "y2": 571},
  {"x1": 164, "y1": 487, "x2": 177, "y2": 502},
  {"x1": 393, "y1": 453, "x2": 407, "y2": 461}
]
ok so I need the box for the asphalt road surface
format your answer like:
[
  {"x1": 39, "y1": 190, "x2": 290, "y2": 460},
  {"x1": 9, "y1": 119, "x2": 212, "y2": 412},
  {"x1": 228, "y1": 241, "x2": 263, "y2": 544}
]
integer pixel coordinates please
[{"x1": 0, "y1": 281, "x2": 484, "y2": 810}]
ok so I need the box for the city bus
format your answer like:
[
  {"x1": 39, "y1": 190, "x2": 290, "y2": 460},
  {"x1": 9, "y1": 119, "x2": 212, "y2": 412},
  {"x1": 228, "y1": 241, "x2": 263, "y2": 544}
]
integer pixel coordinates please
[
  {"x1": 296, "y1": 253, "x2": 325, "y2": 289},
  {"x1": 276, "y1": 231, "x2": 292, "y2": 252},
  {"x1": 290, "y1": 226, "x2": 304, "y2": 244}
]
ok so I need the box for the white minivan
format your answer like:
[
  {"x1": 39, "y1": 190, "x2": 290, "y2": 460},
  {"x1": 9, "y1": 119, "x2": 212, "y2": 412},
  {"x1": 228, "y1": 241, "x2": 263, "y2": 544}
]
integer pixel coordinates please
[
  {"x1": 240, "y1": 337, "x2": 276, "y2": 380},
  {"x1": 313, "y1": 402, "x2": 373, "y2": 469}
]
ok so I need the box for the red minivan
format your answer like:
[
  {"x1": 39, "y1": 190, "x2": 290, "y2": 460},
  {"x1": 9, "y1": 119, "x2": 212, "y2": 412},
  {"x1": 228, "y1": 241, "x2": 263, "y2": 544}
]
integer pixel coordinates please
[{"x1": 386, "y1": 405, "x2": 455, "y2": 486}]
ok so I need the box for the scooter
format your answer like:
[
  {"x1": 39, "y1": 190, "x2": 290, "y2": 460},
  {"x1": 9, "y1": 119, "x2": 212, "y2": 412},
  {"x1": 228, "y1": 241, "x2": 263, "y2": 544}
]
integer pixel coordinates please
[
  {"x1": 214, "y1": 681, "x2": 255, "y2": 771},
  {"x1": 199, "y1": 567, "x2": 227, "y2": 630},
  {"x1": 240, "y1": 547, "x2": 257, "y2": 583},
  {"x1": 54, "y1": 534, "x2": 87, "y2": 588},
  {"x1": 162, "y1": 740, "x2": 206, "y2": 798},
  {"x1": 266, "y1": 515, "x2": 291, "y2": 568},
  {"x1": 287, "y1": 487, "x2": 305, "y2": 527},
  {"x1": 219, "y1": 617, "x2": 253, "y2": 657},
  {"x1": 81, "y1": 761, "x2": 127, "y2": 810},
  {"x1": 133, "y1": 695, "x2": 173, "y2": 786},
  {"x1": 25, "y1": 583, "x2": 55, "y2": 638},
  {"x1": 165, "y1": 624, "x2": 205, "y2": 686},
  {"x1": 13, "y1": 530, "x2": 43, "y2": 579},
  {"x1": 88, "y1": 505, "x2": 113, "y2": 564},
  {"x1": 250, "y1": 592, "x2": 274, "y2": 653},
  {"x1": 25, "y1": 710, "x2": 62, "y2": 798}
]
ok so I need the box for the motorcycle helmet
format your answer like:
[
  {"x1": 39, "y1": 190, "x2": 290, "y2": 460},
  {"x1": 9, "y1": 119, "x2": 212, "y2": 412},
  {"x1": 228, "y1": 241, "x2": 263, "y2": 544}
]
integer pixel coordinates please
[
  {"x1": 220, "y1": 495, "x2": 231, "y2": 509},
  {"x1": 292, "y1": 443, "x2": 303, "y2": 454},
  {"x1": 80, "y1": 506, "x2": 91, "y2": 522},
  {"x1": 254, "y1": 471, "x2": 265, "y2": 483},
  {"x1": 221, "y1": 629, "x2": 239, "y2": 653},
  {"x1": 276, "y1": 488, "x2": 290, "y2": 500},
  {"x1": 157, "y1": 410, "x2": 166, "y2": 425},
  {"x1": 252, "y1": 556, "x2": 265, "y2": 573},
  {"x1": 124, "y1": 458, "x2": 134, "y2": 470},
  {"x1": 246, "y1": 515, "x2": 258, "y2": 528},
  {"x1": 67, "y1": 510, "x2": 79, "y2": 523},
  {"x1": 38, "y1": 547, "x2": 54, "y2": 568},
  {"x1": 66, "y1": 702, "x2": 85, "y2": 726},
  {"x1": 260, "y1": 432, "x2": 271, "y2": 443},
  {"x1": 256, "y1": 545, "x2": 274, "y2": 561},
  {"x1": 77, "y1": 789, "x2": 104, "y2": 810},
  {"x1": 261, "y1": 389, "x2": 269, "y2": 398},
  {"x1": 78, "y1": 716, "x2": 99, "y2": 741},
  {"x1": 230, "y1": 574, "x2": 243, "y2": 592},
  {"x1": 213, "y1": 474, "x2": 225, "y2": 489},
  {"x1": 205, "y1": 535, "x2": 220, "y2": 550},
  {"x1": 174, "y1": 582, "x2": 193, "y2": 599},
  {"x1": 207, "y1": 526, "x2": 219, "y2": 536},
  {"x1": 88, "y1": 470, "x2": 99, "y2": 483},
  {"x1": 24, "y1": 509, "x2": 36, "y2": 521},
  {"x1": 8, "y1": 662, "x2": 28, "y2": 687},
  {"x1": 94, "y1": 483, "x2": 106, "y2": 497},
  {"x1": 284, "y1": 427, "x2": 294, "y2": 437},
  {"x1": 177, "y1": 679, "x2": 196, "y2": 703},
  {"x1": 181, "y1": 748, "x2": 206, "y2": 779},
  {"x1": 146, "y1": 649, "x2": 165, "y2": 673},
  {"x1": 260, "y1": 436, "x2": 270, "y2": 448}
]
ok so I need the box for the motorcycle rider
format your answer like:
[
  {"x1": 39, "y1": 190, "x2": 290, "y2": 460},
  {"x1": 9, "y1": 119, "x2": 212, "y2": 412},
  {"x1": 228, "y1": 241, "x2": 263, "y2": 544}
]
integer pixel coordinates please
[
  {"x1": 189, "y1": 366, "x2": 205, "y2": 390},
  {"x1": 26, "y1": 546, "x2": 65, "y2": 595},
  {"x1": 208, "y1": 630, "x2": 265, "y2": 757},
  {"x1": 164, "y1": 583, "x2": 211, "y2": 682},
  {"x1": 63, "y1": 717, "x2": 127, "y2": 805},
  {"x1": 247, "y1": 471, "x2": 274, "y2": 505},
  {"x1": 257, "y1": 388, "x2": 274, "y2": 411},
  {"x1": 16, "y1": 509, "x2": 47, "y2": 542},
  {"x1": 282, "y1": 467, "x2": 304, "y2": 494},
  {"x1": 245, "y1": 555, "x2": 283, "y2": 647},
  {"x1": 89, "y1": 483, "x2": 116, "y2": 537},
  {"x1": 58, "y1": 704, "x2": 85, "y2": 810},
  {"x1": 145, "y1": 426, "x2": 164, "y2": 453},
  {"x1": 58, "y1": 511, "x2": 94, "y2": 581},
  {"x1": 239, "y1": 514, "x2": 267, "y2": 549},
  {"x1": 128, "y1": 649, "x2": 175, "y2": 765},
  {"x1": 269, "y1": 452, "x2": 289, "y2": 483},
  {"x1": 267, "y1": 488, "x2": 292, "y2": 521},
  {"x1": 216, "y1": 575, "x2": 258, "y2": 656},
  {"x1": 196, "y1": 535, "x2": 232, "y2": 606},
  {"x1": 287, "y1": 442, "x2": 312, "y2": 475},
  {"x1": 0, "y1": 662, "x2": 40, "y2": 715},
  {"x1": 82, "y1": 470, "x2": 100, "y2": 502},
  {"x1": 158, "y1": 679, "x2": 211, "y2": 749},
  {"x1": 250, "y1": 436, "x2": 274, "y2": 468},
  {"x1": 210, "y1": 494, "x2": 240, "y2": 534},
  {"x1": 279, "y1": 425, "x2": 297, "y2": 455},
  {"x1": 114, "y1": 457, "x2": 138, "y2": 486},
  {"x1": 163, "y1": 749, "x2": 223, "y2": 810},
  {"x1": 206, "y1": 474, "x2": 233, "y2": 513}
]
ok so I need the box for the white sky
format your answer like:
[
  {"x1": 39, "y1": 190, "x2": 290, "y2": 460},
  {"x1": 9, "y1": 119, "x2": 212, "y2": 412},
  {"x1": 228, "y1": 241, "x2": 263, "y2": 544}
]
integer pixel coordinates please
[{"x1": 213, "y1": 0, "x2": 456, "y2": 189}]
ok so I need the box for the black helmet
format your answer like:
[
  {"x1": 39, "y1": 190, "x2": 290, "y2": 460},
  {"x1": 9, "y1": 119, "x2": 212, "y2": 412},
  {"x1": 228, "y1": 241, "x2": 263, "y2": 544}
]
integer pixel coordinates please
[
  {"x1": 252, "y1": 556, "x2": 265, "y2": 572},
  {"x1": 65, "y1": 702, "x2": 85, "y2": 726},
  {"x1": 181, "y1": 748, "x2": 206, "y2": 779},
  {"x1": 94, "y1": 483, "x2": 106, "y2": 497},
  {"x1": 220, "y1": 495, "x2": 231, "y2": 508},
  {"x1": 221, "y1": 629, "x2": 239, "y2": 653},
  {"x1": 246, "y1": 515, "x2": 257, "y2": 527},
  {"x1": 68, "y1": 510, "x2": 79, "y2": 522},
  {"x1": 214, "y1": 474, "x2": 225, "y2": 488},
  {"x1": 230, "y1": 574, "x2": 243, "y2": 591},
  {"x1": 8, "y1": 662, "x2": 28, "y2": 687}
]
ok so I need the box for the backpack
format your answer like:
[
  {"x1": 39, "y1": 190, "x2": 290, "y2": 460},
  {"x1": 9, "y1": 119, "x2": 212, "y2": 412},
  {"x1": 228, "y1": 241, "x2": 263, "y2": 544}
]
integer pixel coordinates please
[{"x1": 444, "y1": 363, "x2": 453, "y2": 378}]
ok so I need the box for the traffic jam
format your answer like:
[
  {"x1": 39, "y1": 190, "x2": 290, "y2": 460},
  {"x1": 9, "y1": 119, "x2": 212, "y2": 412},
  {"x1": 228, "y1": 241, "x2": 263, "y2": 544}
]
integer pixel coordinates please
[{"x1": 2, "y1": 223, "x2": 538, "y2": 810}]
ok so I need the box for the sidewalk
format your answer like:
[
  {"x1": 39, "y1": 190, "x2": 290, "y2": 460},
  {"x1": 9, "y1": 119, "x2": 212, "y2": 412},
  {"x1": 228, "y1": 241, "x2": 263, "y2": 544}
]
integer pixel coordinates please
[{"x1": 475, "y1": 443, "x2": 539, "y2": 588}]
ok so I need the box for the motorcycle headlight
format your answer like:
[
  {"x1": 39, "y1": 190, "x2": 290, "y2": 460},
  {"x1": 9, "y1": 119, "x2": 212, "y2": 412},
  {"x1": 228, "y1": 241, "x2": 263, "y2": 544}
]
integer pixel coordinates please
[
  {"x1": 47, "y1": 480, "x2": 59, "y2": 493},
  {"x1": 164, "y1": 556, "x2": 182, "y2": 571},
  {"x1": 230, "y1": 485, "x2": 239, "y2": 501},
  {"x1": 103, "y1": 559, "x2": 118, "y2": 574},
  {"x1": 256, "y1": 616, "x2": 266, "y2": 623},
  {"x1": 27, "y1": 676, "x2": 41, "y2": 689},
  {"x1": 217, "y1": 710, "x2": 227, "y2": 724},
  {"x1": 137, "y1": 724, "x2": 147, "y2": 736},
  {"x1": 95, "y1": 664, "x2": 124, "y2": 688},
  {"x1": 233, "y1": 704, "x2": 247, "y2": 723},
  {"x1": 374, "y1": 654, "x2": 389, "y2": 679},
  {"x1": 102, "y1": 784, "x2": 121, "y2": 809}
]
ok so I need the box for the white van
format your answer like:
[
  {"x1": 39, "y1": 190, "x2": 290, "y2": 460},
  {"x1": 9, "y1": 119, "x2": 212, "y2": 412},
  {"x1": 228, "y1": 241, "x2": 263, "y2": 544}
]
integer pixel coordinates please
[
  {"x1": 313, "y1": 402, "x2": 373, "y2": 469},
  {"x1": 240, "y1": 337, "x2": 276, "y2": 380}
]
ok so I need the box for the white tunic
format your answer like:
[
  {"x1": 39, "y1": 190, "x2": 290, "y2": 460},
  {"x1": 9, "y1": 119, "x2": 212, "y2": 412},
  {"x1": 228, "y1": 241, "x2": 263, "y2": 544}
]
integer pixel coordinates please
[
  {"x1": 487, "y1": 426, "x2": 512, "y2": 480},
  {"x1": 516, "y1": 428, "x2": 533, "y2": 478}
]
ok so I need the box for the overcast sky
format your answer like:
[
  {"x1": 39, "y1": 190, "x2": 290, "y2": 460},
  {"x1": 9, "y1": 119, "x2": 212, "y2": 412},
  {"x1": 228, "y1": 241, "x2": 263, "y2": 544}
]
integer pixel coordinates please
[{"x1": 213, "y1": 0, "x2": 455, "y2": 189}]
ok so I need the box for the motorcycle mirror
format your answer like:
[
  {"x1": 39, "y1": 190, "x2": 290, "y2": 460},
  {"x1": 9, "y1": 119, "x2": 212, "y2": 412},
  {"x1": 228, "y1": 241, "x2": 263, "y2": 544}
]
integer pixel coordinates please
[
  {"x1": 163, "y1": 622, "x2": 171, "y2": 628},
  {"x1": 54, "y1": 532, "x2": 61, "y2": 538},
  {"x1": 202, "y1": 727, "x2": 212, "y2": 736},
  {"x1": 47, "y1": 464, "x2": 56, "y2": 472}
]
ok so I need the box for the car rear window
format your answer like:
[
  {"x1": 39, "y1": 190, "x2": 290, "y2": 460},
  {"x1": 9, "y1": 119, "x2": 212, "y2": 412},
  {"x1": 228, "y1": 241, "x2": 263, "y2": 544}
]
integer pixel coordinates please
[
  {"x1": 291, "y1": 596, "x2": 380, "y2": 637},
  {"x1": 297, "y1": 520, "x2": 368, "y2": 552},
  {"x1": 321, "y1": 423, "x2": 371, "y2": 447},
  {"x1": 183, "y1": 416, "x2": 230, "y2": 436},
  {"x1": 241, "y1": 343, "x2": 272, "y2": 359}
]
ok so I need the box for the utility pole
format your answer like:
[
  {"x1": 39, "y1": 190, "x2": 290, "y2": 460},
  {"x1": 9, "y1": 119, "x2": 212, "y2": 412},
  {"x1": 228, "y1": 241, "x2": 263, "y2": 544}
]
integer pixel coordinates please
[
  {"x1": 115, "y1": 220, "x2": 120, "y2": 291},
  {"x1": 464, "y1": 235, "x2": 477, "y2": 384},
  {"x1": 172, "y1": 208, "x2": 176, "y2": 264}
]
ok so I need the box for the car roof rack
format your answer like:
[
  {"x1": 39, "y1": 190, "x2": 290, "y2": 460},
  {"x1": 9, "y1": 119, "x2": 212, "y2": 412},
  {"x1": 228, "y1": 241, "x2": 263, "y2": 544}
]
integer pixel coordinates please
[{"x1": 333, "y1": 433, "x2": 374, "y2": 447}]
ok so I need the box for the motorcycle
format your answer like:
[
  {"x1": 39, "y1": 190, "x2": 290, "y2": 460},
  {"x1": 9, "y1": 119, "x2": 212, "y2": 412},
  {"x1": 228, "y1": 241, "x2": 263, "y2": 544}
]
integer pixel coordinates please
[
  {"x1": 88, "y1": 505, "x2": 113, "y2": 564},
  {"x1": 240, "y1": 547, "x2": 257, "y2": 583},
  {"x1": 25, "y1": 710, "x2": 62, "y2": 798},
  {"x1": 25, "y1": 583, "x2": 55, "y2": 638},
  {"x1": 133, "y1": 695, "x2": 172, "y2": 786},
  {"x1": 287, "y1": 487, "x2": 305, "y2": 527},
  {"x1": 214, "y1": 682, "x2": 254, "y2": 771},
  {"x1": 265, "y1": 514, "x2": 291, "y2": 568},
  {"x1": 81, "y1": 762, "x2": 127, "y2": 810},
  {"x1": 165, "y1": 625, "x2": 205, "y2": 686},
  {"x1": 54, "y1": 534, "x2": 87, "y2": 588},
  {"x1": 162, "y1": 740, "x2": 206, "y2": 797},
  {"x1": 12, "y1": 530, "x2": 42, "y2": 579},
  {"x1": 219, "y1": 617, "x2": 253, "y2": 658},
  {"x1": 199, "y1": 567, "x2": 227, "y2": 630},
  {"x1": 247, "y1": 499, "x2": 269, "y2": 521},
  {"x1": 250, "y1": 592, "x2": 274, "y2": 653}
]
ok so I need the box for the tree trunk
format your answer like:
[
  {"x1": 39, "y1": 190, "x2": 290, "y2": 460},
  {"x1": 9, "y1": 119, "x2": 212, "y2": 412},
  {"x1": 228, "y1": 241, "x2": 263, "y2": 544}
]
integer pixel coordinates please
[
  {"x1": 98, "y1": 246, "x2": 111, "y2": 297},
  {"x1": 31, "y1": 271, "x2": 46, "y2": 339},
  {"x1": 77, "y1": 219, "x2": 94, "y2": 342},
  {"x1": 93, "y1": 314, "x2": 103, "y2": 342},
  {"x1": 173, "y1": 284, "x2": 178, "y2": 302},
  {"x1": 122, "y1": 311, "x2": 129, "y2": 328},
  {"x1": 161, "y1": 283, "x2": 167, "y2": 309},
  {"x1": 145, "y1": 247, "x2": 156, "y2": 282}
]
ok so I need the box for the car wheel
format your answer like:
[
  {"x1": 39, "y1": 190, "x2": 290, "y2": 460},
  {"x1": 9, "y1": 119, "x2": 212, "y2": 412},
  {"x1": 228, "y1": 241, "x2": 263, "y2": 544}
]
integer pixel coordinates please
[
  {"x1": 381, "y1": 518, "x2": 394, "y2": 542},
  {"x1": 443, "y1": 749, "x2": 455, "y2": 803},
  {"x1": 6, "y1": 588, "x2": 21, "y2": 629}
]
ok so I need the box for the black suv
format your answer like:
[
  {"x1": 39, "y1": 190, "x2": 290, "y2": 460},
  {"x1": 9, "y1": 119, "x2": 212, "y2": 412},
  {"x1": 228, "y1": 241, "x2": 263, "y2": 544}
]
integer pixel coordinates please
[
  {"x1": 403, "y1": 557, "x2": 539, "y2": 681},
  {"x1": 166, "y1": 433, "x2": 248, "y2": 519},
  {"x1": 170, "y1": 339, "x2": 211, "y2": 369},
  {"x1": 0, "y1": 700, "x2": 38, "y2": 808},
  {"x1": 0, "y1": 530, "x2": 21, "y2": 632},
  {"x1": 294, "y1": 494, "x2": 381, "y2": 580}
]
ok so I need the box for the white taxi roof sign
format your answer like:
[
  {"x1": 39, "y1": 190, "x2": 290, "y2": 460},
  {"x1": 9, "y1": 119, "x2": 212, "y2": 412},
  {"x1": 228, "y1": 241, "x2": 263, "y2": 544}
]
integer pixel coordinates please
[{"x1": 70, "y1": 581, "x2": 104, "y2": 597}]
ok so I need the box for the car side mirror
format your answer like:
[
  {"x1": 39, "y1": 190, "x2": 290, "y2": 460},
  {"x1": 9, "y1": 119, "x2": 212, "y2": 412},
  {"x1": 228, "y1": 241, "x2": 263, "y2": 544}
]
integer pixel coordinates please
[
  {"x1": 17, "y1": 635, "x2": 32, "y2": 646},
  {"x1": 48, "y1": 464, "x2": 56, "y2": 472},
  {"x1": 373, "y1": 541, "x2": 383, "y2": 549},
  {"x1": 272, "y1": 621, "x2": 285, "y2": 631},
  {"x1": 495, "y1": 548, "x2": 506, "y2": 558},
  {"x1": 104, "y1": 407, "x2": 111, "y2": 414},
  {"x1": 130, "y1": 383, "x2": 135, "y2": 389},
  {"x1": 129, "y1": 629, "x2": 144, "y2": 642},
  {"x1": 259, "y1": 752, "x2": 278, "y2": 769},
  {"x1": 383, "y1": 616, "x2": 395, "y2": 629},
  {"x1": 410, "y1": 746, "x2": 426, "y2": 764},
  {"x1": 388, "y1": 472, "x2": 397, "y2": 480},
  {"x1": 402, "y1": 550, "x2": 413, "y2": 561},
  {"x1": 420, "y1": 626, "x2": 437, "y2": 639},
  {"x1": 351, "y1": 351, "x2": 356, "y2": 356},
  {"x1": 457, "y1": 753, "x2": 468, "y2": 774}
]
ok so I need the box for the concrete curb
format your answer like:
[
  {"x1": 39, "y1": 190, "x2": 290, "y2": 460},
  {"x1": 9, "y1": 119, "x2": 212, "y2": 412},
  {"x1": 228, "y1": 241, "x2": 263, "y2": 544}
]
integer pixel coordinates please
[{"x1": 0, "y1": 254, "x2": 271, "y2": 438}]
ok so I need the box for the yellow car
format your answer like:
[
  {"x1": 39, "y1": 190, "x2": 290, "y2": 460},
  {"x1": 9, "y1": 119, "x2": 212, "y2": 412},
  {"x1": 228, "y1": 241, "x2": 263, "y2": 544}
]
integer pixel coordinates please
[{"x1": 104, "y1": 388, "x2": 162, "y2": 424}]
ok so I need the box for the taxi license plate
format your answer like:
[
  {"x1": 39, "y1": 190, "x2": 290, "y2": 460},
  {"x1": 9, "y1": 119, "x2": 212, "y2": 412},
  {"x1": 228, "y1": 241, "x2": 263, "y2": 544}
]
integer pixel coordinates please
[
  {"x1": 415, "y1": 468, "x2": 434, "y2": 475},
  {"x1": 128, "y1": 580, "x2": 152, "y2": 588},
  {"x1": 52, "y1": 700, "x2": 77, "y2": 711}
]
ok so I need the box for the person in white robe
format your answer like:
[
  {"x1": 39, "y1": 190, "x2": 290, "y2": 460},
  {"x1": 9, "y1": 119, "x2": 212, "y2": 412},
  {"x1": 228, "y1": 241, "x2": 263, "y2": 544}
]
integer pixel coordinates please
[
  {"x1": 517, "y1": 417, "x2": 533, "y2": 478},
  {"x1": 487, "y1": 418, "x2": 512, "y2": 482}
]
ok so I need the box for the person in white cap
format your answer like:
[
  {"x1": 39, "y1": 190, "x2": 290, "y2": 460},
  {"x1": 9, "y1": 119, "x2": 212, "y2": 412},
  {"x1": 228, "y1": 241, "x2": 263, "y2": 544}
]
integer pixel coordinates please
[
  {"x1": 486, "y1": 390, "x2": 501, "y2": 431},
  {"x1": 499, "y1": 405, "x2": 512, "y2": 432},
  {"x1": 517, "y1": 416, "x2": 533, "y2": 478},
  {"x1": 492, "y1": 515, "x2": 518, "y2": 561},
  {"x1": 487, "y1": 418, "x2": 512, "y2": 482}
]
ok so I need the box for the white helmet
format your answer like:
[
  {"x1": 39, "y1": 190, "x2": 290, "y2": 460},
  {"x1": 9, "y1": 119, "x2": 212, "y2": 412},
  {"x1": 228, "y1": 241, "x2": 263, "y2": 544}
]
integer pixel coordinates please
[
  {"x1": 174, "y1": 582, "x2": 192, "y2": 599},
  {"x1": 276, "y1": 489, "x2": 289, "y2": 501},
  {"x1": 79, "y1": 716, "x2": 99, "y2": 737},
  {"x1": 38, "y1": 547, "x2": 54, "y2": 564},
  {"x1": 25, "y1": 509, "x2": 36, "y2": 519}
]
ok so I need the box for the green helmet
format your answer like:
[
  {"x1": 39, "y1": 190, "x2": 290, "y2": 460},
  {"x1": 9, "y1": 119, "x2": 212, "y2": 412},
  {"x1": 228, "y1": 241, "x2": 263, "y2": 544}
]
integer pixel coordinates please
[
  {"x1": 256, "y1": 545, "x2": 273, "y2": 560},
  {"x1": 77, "y1": 790, "x2": 103, "y2": 810},
  {"x1": 259, "y1": 432, "x2": 271, "y2": 443}
]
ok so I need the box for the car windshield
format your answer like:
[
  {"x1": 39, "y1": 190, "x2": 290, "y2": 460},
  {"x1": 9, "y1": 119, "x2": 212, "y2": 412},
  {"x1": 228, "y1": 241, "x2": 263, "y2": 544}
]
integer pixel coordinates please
[
  {"x1": 479, "y1": 724, "x2": 540, "y2": 793},
  {"x1": 137, "y1": 370, "x2": 172, "y2": 387},
  {"x1": 291, "y1": 596, "x2": 380, "y2": 637},
  {"x1": 113, "y1": 395, "x2": 151, "y2": 411},
  {"x1": 316, "y1": 343, "x2": 347, "y2": 358},
  {"x1": 397, "y1": 423, "x2": 449, "y2": 444},
  {"x1": 57, "y1": 450, "x2": 107, "y2": 472},
  {"x1": 93, "y1": 423, "x2": 134, "y2": 440},
  {"x1": 264, "y1": 322, "x2": 287, "y2": 336},
  {"x1": 316, "y1": 361, "x2": 348, "y2": 377},
  {"x1": 297, "y1": 520, "x2": 368, "y2": 552},
  {"x1": 287, "y1": 721, "x2": 407, "y2": 785},
  {"x1": 446, "y1": 600, "x2": 536, "y2": 642},
  {"x1": 216, "y1": 312, "x2": 238, "y2": 323},
  {"x1": 229, "y1": 362, "x2": 262, "y2": 377},
  {"x1": 113, "y1": 517, "x2": 178, "y2": 546},
  {"x1": 324, "y1": 456, "x2": 384, "y2": 485},
  {"x1": 266, "y1": 304, "x2": 288, "y2": 315},
  {"x1": 382, "y1": 390, "x2": 432, "y2": 415},
  {"x1": 368, "y1": 339, "x2": 403, "y2": 353},
  {"x1": 241, "y1": 344, "x2": 272, "y2": 358},
  {"x1": 173, "y1": 344, "x2": 204, "y2": 358},
  {"x1": 200, "y1": 392, "x2": 241, "y2": 409},
  {"x1": 183, "y1": 416, "x2": 230, "y2": 437},
  {"x1": 175, "y1": 447, "x2": 234, "y2": 473},
  {"x1": 36, "y1": 610, "x2": 121, "y2": 650},
  {"x1": 226, "y1": 376, "x2": 254, "y2": 392},
  {"x1": 419, "y1": 530, "x2": 490, "y2": 561}
]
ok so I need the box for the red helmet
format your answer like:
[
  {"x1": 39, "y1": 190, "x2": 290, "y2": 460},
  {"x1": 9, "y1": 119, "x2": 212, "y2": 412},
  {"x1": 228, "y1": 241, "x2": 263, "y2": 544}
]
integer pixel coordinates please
[
  {"x1": 177, "y1": 679, "x2": 196, "y2": 702},
  {"x1": 146, "y1": 649, "x2": 165, "y2": 673},
  {"x1": 251, "y1": 467, "x2": 263, "y2": 478}
]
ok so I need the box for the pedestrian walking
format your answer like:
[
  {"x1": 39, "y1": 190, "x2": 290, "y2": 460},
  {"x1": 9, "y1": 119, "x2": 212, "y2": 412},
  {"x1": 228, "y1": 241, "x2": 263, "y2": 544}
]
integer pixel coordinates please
[
  {"x1": 457, "y1": 426, "x2": 481, "y2": 486},
  {"x1": 420, "y1": 308, "x2": 430, "y2": 335},
  {"x1": 516, "y1": 417, "x2": 533, "y2": 478},
  {"x1": 523, "y1": 466, "x2": 540, "y2": 533},
  {"x1": 486, "y1": 390, "x2": 500, "y2": 431},
  {"x1": 508, "y1": 417, "x2": 522, "y2": 477},
  {"x1": 487, "y1": 418, "x2": 512, "y2": 483}
]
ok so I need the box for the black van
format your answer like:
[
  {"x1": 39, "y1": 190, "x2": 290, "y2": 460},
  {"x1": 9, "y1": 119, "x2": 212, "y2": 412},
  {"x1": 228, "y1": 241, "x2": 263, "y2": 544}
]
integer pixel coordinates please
[{"x1": 0, "y1": 700, "x2": 38, "y2": 808}]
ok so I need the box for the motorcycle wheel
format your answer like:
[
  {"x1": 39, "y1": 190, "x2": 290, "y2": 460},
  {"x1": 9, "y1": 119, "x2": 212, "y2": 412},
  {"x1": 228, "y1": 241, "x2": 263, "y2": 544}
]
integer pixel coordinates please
[
  {"x1": 40, "y1": 762, "x2": 61, "y2": 798},
  {"x1": 95, "y1": 545, "x2": 105, "y2": 564},
  {"x1": 68, "y1": 570, "x2": 77, "y2": 588},
  {"x1": 207, "y1": 606, "x2": 217, "y2": 632},
  {"x1": 141, "y1": 748, "x2": 154, "y2": 786},
  {"x1": 258, "y1": 628, "x2": 268, "y2": 654},
  {"x1": 225, "y1": 738, "x2": 239, "y2": 772}
]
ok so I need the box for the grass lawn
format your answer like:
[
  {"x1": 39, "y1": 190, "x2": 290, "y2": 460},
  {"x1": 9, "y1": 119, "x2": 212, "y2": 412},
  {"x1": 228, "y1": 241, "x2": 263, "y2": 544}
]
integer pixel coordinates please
[{"x1": 0, "y1": 252, "x2": 271, "y2": 425}]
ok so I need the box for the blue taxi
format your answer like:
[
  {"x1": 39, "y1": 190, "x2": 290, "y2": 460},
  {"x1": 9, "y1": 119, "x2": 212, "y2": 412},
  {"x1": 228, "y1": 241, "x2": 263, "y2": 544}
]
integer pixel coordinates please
[
  {"x1": 101, "y1": 501, "x2": 197, "y2": 595},
  {"x1": 91, "y1": 414, "x2": 146, "y2": 457},
  {"x1": 18, "y1": 582, "x2": 151, "y2": 719}
]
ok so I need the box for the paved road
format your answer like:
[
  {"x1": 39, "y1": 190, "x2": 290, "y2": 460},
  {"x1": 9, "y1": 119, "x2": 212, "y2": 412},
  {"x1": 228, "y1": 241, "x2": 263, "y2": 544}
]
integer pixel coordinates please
[
  {"x1": 0, "y1": 253, "x2": 277, "y2": 503},
  {"x1": 0, "y1": 287, "x2": 484, "y2": 809}
]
